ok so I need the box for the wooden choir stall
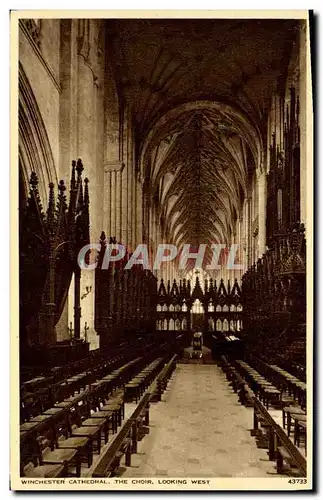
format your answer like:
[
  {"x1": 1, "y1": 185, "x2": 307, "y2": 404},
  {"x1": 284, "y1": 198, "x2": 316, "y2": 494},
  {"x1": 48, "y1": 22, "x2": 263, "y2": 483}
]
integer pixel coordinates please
[
  {"x1": 20, "y1": 159, "x2": 90, "y2": 378},
  {"x1": 242, "y1": 87, "x2": 306, "y2": 379},
  {"x1": 95, "y1": 233, "x2": 158, "y2": 351}
]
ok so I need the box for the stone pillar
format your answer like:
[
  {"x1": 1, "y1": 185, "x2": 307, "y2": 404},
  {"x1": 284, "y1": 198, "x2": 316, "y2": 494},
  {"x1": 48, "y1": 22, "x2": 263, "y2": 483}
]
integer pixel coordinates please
[
  {"x1": 55, "y1": 19, "x2": 78, "y2": 342},
  {"x1": 152, "y1": 206, "x2": 157, "y2": 264},
  {"x1": 104, "y1": 162, "x2": 125, "y2": 240},
  {"x1": 110, "y1": 170, "x2": 116, "y2": 237},
  {"x1": 75, "y1": 20, "x2": 98, "y2": 350},
  {"x1": 236, "y1": 218, "x2": 242, "y2": 281},
  {"x1": 116, "y1": 169, "x2": 121, "y2": 241},
  {"x1": 136, "y1": 175, "x2": 143, "y2": 247},
  {"x1": 257, "y1": 167, "x2": 267, "y2": 258},
  {"x1": 121, "y1": 107, "x2": 132, "y2": 248},
  {"x1": 126, "y1": 122, "x2": 134, "y2": 250},
  {"x1": 103, "y1": 171, "x2": 111, "y2": 238},
  {"x1": 249, "y1": 197, "x2": 253, "y2": 268},
  {"x1": 103, "y1": 44, "x2": 121, "y2": 240}
]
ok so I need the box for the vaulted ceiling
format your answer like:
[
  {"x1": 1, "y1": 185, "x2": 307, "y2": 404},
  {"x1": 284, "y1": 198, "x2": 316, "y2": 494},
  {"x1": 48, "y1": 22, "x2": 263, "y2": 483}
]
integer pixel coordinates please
[
  {"x1": 106, "y1": 18, "x2": 298, "y2": 252},
  {"x1": 141, "y1": 102, "x2": 260, "y2": 250}
]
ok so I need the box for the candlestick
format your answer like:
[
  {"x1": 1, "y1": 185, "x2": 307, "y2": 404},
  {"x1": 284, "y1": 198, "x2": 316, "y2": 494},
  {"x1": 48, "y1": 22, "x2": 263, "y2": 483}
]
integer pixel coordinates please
[
  {"x1": 84, "y1": 321, "x2": 89, "y2": 343},
  {"x1": 68, "y1": 321, "x2": 74, "y2": 341}
]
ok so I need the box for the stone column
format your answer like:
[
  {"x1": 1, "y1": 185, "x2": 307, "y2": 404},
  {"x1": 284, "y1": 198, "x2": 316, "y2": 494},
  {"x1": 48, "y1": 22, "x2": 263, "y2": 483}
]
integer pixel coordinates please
[
  {"x1": 75, "y1": 20, "x2": 97, "y2": 350},
  {"x1": 55, "y1": 19, "x2": 78, "y2": 342},
  {"x1": 103, "y1": 170, "x2": 111, "y2": 238},
  {"x1": 115, "y1": 169, "x2": 121, "y2": 241},
  {"x1": 104, "y1": 162, "x2": 125, "y2": 240},
  {"x1": 136, "y1": 175, "x2": 143, "y2": 247},
  {"x1": 110, "y1": 170, "x2": 116, "y2": 237},
  {"x1": 244, "y1": 197, "x2": 251, "y2": 269},
  {"x1": 257, "y1": 167, "x2": 267, "y2": 258},
  {"x1": 121, "y1": 107, "x2": 132, "y2": 248},
  {"x1": 152, "y1": 206, "x2": 157, "y2": 264},
  {"x1": 103, "y1": 45, "x2": 121, "y2": 240},
  {"x1": 126, "y1": 125, "x2": 133, "y2": 250}
]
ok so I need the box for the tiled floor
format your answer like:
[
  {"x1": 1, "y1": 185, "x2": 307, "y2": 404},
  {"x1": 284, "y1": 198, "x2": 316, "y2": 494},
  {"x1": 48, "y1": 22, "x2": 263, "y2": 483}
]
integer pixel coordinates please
[{"x1": 120, "y1": 364, "x2": 283, "y2": 478}]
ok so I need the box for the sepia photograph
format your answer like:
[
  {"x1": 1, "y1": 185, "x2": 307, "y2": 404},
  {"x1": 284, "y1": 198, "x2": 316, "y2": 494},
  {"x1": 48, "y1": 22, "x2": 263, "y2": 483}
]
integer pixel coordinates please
[{"x1": 10, "y1": 9, "x2": 313, "y2": 491}]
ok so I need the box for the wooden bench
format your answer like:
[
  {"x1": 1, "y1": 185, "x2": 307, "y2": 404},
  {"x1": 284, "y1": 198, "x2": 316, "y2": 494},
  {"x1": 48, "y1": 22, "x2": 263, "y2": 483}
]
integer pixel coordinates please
[
  {"x1": 276, "y1": 446, "x2": 305, "y2": 476},
  {"x1": 125, "y1": 358, "x2": 165, "y2": 402},
  {"x1": 92, "y1": 393, "x2": 151, "y2": 477},
  {"x1": 295, "y1": 420, "x2": 307, "y2": 451},
  {"x1": 252, "y1": 397, "x2": 306, "y2": 477},
  {"x1": 234, "y1": 360, "x2": 282, "y2": 409},
  {"x1": 20, "y1": 346, "x2": 169, "y2": 474},
  {"x1": 238, "y1": 382, "x2": 255, "y2": 407},
  {"x1": 219, "y1": 361, "x2": 255, "y2": 407},
  {"x1": 153, "y1": 355, "x2": 177, "y2": 402}
]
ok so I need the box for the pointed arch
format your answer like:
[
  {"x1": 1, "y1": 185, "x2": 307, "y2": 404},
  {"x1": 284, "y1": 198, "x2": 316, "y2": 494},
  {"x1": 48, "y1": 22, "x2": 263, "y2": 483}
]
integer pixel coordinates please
[{"x1": 19, "y1": 63, "x2": 57, "y2": 206}]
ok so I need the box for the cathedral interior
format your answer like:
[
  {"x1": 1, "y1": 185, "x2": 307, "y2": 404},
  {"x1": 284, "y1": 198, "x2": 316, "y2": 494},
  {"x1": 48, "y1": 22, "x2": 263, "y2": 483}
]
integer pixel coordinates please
[{"x1": 18, "y1": 17, "x2": 309, "y2": 480}]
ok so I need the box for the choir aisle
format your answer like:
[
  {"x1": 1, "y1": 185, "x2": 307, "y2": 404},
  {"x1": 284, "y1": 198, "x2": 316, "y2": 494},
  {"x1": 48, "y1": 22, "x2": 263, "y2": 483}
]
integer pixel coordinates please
[{"x1": 122, "y1": 364, "x2": 283, "y2": 478}]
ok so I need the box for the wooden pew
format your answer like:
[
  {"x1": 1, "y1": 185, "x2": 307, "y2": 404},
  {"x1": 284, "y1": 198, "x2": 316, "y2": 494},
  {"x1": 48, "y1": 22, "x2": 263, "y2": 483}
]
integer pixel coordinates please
[
  {"x1": 252, "y1": 397, "x2": 306, "y2": 477},
  {"x1": 20, "y1": 348, "x2": 164, "y2": 474},
  {"x1": 218, "y1": 358, "x2": 255, "y2": 408},
  {"x1": 234, "y1": 360, "x2": 281, "y2": 409},
  {"x1": 92, "y1": 393, "x2": 151, "y2": 477},
  {"x1": 124, "y1": 358, "x2": 164, "y2": 403},
  {"x1": 20, "y1": 349, "x2": 146, "y2": 423},
  {"x1": 153, "y1": 355, "x2": 177, "y2": 402},
  {"x1": 248, "y1": 357, "x2": 306, "y2": 406}
]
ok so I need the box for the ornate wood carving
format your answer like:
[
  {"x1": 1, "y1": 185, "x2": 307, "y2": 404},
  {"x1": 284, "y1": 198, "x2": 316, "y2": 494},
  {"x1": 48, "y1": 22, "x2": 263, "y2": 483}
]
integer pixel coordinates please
[
  {"x1": 95, "y1": 234, "x2": 157, "y2": 347},
  {"x1": 242, "y1": 222, "x2": 306, "y2": 366},
  {"x1": 155, "y1": 276, "x2": 243, "y2": 335},
  {"x1": 266, "y1": 87, "x2": 300, "y2": 245},
  {"x1": 20, "y1": 159, "x2": 90, "y2": 349}
]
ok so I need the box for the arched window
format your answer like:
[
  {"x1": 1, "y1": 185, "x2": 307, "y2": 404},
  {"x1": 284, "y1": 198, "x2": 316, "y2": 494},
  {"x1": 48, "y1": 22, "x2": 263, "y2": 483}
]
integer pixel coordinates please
[
  {"x1": 216, "y1": 319, "x2": 222, "y2": 332},
  {"x1": 192, "y1": 299, "x2": 203, "y2": 314},
  {"x1": 169, "y1": 318, "x2": 175, "y2": 330}
]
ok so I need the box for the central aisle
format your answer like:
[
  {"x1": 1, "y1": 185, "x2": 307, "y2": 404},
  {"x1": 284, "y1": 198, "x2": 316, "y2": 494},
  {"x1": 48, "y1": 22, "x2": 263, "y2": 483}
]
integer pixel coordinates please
[{"x1": 122, "y1": 364, "x2": 281, "y2": 478}]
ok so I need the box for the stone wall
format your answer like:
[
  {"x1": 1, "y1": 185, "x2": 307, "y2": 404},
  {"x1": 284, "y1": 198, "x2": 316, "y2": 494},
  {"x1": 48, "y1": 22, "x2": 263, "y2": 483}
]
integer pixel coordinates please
[{"x1": 19, "y1": 19, "x2": 115, "y2": 348}]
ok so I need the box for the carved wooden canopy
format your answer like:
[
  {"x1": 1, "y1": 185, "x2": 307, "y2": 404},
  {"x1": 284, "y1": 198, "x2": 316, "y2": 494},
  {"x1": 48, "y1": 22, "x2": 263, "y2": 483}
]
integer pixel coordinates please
[
  {"x1": 20, "y1": 159, "x2": 90, "y2": 347},
  {"x1": 157, "y1": 276, "x2": 242, "y2": 309}
]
